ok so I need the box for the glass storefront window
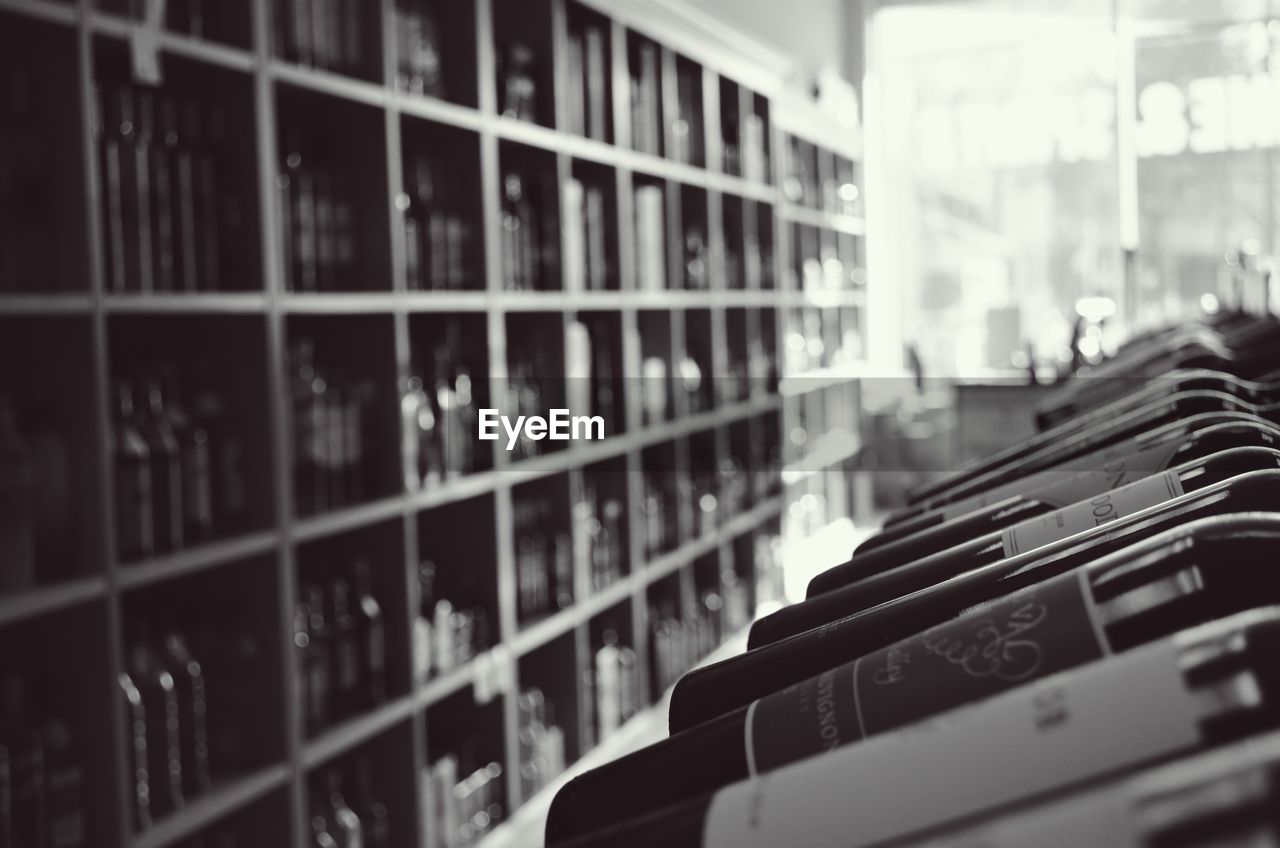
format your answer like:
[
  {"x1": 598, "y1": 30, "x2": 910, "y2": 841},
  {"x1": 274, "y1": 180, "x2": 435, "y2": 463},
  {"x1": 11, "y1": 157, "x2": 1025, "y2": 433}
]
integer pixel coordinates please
[{"x1": 867, "y1": 0, "x2": 1280, "y2": 376}]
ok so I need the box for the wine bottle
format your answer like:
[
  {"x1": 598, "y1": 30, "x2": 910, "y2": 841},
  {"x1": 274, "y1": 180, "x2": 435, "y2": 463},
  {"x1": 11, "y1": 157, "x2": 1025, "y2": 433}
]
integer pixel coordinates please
[
  {"x1": 895, "y1": 728, "x2": 1280, "y2": 847},
  {"x1": 809, "y1": 442, "x2": 1280, "y2": 603},
  {"x1": 0, "y1": 676, "x2": 44, "y2": 848},
  {"x1": 900, "y1": 390, "x2": 1276, "y2": 511},
  {"x1": 917, "y1": 368, "x2": 1266, "y2": 499},
  {"x1": 117, "y1": 670, "x2": 150, "y2": 831},
  {"x1": 352, "y1": 558, "x2": 387, "y2": 707},
  {"x1": 141, "y1": 379, "x2": 184, "y2": 553},
  {"x1": 867, "y1": 417, "x2": 1280, "y2": 549},
  {"x1": 547, "y1": 515, "x2": 1280, "y2": 840},
  {"x1": 114, "y1": 381, "x2": 155, "y2": 562},
  {"x1": 126, "y1": 629, "x2": 184, "y2": 817},
  {"x1": 553, "y1": 604, "x2": 1280, "y2": 848},
  {"x1": 883, "y1": 409, "x2": 1270, "y2": 528},
  {"x1": 160, "y1": 632, "x2": 211, "y2": 797},
  {"x1": 671, "y1": 470, "x2": 1280, "y2": 730}
]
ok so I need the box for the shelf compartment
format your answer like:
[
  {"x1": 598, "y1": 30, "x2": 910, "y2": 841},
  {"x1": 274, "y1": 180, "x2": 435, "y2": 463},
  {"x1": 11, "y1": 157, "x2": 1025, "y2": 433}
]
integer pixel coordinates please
[
  {"x1": 493, "y1": 0, "x2": 554, "y2": 127},
  {"x1": 424, "y1": 686, "x2": 509, "y2": 847},
  {"x1": 92, "y1": 41, "x2": 262, "y2": 294},
  {"x1": 294, "y1": 518, "x2": 410, "y2": 740},
  {"x1": 107, "y1": 314, "x2": 273, "y2": 564},
  {"x1": 515, "y1": 631, "x2": 578, "y2": 802},
  {"x1": 276, "y1": 84, "x2": 391, "y2": 292},
  {"x1": 94, "y1": 0, "x2": 253, "y2": 49},
  {"x1": 564, "y1": 2, "x2": 613, "y2": 143},
  {"x1": 498, "y1": 141, "x2": 562, "y2": 291},
  {"x1": 399, "y1": 116, "x2": 484, "y2": 292},
  {"x1": 563, "y1": 159, "x2": 620, "y2": 292},
  {"x1": 305, "y1": 718, "x2": 417, "y2": 848},
  {"x1": 0, "y1": 599, "x2": 119, "y2": 847},
  {"x1": 512, "y1": 472, "x2": 574, "y2": 627},
  {"x1": 584, "y1": 600, "x2": 638, "y2": 749},
  {"x1": 415, "y1": 493, "x2": 500, "y2": 686},
  {"x1": 392, "y1": 0, "x2": 478, "y2": 108},
  {"x1": 0, "y1": 316, "x2": 103, "y2": 593},
  {"x1": 119, "y1": 554, "x2": 286, "y2": 833},
  {"x1": 0, "y1": 12, "x2": 88, "y2": 294},
  {"x1": 406, "y1": 313, "x2": 491, "y2": 490},
  {"x1": 503, "y1": 312, "x2": 567, "y2": 460},
  {"x1": 270, "y1": 0, "x2": 383, "y2": 82},
  {"x1": 286, "y1": 313, "x2": 399, "y2": 518}
]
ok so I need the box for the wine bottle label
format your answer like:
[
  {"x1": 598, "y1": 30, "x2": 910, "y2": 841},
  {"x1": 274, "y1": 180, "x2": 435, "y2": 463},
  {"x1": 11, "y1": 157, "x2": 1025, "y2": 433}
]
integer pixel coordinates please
[
  {"x1": 1000, "y1": 470, "x2": 1183, "y2": 557},
  {"x1": 939, "y1": 435, "x2": 1184, "y2": 521},
  {"x1": 711, "y1": 638, "x2": 1199, "y2": 848},
  {"x1": 746, "y1": 569, "x2": 1108, "y2": 773}
]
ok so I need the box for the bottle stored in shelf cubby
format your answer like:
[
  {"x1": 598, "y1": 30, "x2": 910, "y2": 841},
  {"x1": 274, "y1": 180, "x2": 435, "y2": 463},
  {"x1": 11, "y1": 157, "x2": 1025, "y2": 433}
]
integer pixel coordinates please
[
  {"x1": 394, "y1": 0, "x2": 445, "y2": 97},
  {"x1": 414, "y1": 561, "x2": 492, "y2": 684},
  {"x1": 111, "y1": 356, "x2": 252, "y2": 563},
  {"x1": 513, "y1": 494, "x2": 573, "y2": 624},
  {"x1": 0, "y1": 395, "x2": 35, "y2": 593},
  {"x1": 294, "y1": 559, "x2": 388, "y2": 736},
  {"x1": 671, "y1": 57, "x2": 704, "y2": 167},
  {"x1": 499, "y1": 148, "x2": 560, "y2": 292},
  {"x1": 271, "y1": 0, "x2": 376, "y2": 80},
  {"x1": 94, "y1": 78, "x2": 250, "y2": 294},
  {"x1": 564, "y1": 7, "x2": 611, "y2": 142},
  {"x1": 0, "y1": 672, "x2": 88, "y2": 848},
  {"x1": 634, "y1": 183, "x2": 665, "y2": 291},
  {"x1": 516, "y1": 687, "x2": 567, "y2": 800},
  {"x1": 288, "y1": 338, "x2": 378, "y2": 517},
  {"x1": 406, "y1": 317, "x2": 485, "y2": 490},
  {"x1": 308, "y1": 752, "x2": 393, "y2": 848},
  {"x1": 402, "y1": 153, "x2": 478, "y2": 292},
  {"x1": 628, "y1": 34, "x2": 662, "y2": 156},
  {"x1": 424, "y1": 689, "x2": 507, "y2": 848}
]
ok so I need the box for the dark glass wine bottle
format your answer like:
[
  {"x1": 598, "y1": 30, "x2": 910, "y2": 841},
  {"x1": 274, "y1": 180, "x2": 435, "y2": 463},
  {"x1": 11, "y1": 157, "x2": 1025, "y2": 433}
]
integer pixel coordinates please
[
  {"x1": 900, "y1": 390, "x2": 1277, "y2": 512},
  {"x1": 839, "y1": 427, "x2": 1279, "y2": 586},
  {"x1": 547, "y1": 516, "x2": 1280, "y2": 841},
  {"x1": 671, "y1": 470, "x2": 1280, "y2": 732},
  {"x1": 892, "y1": 729, "x2": 1280, "y2": 848},
  {"x1": 866, "y1": 418, "x2": 1279, "y2": 549},
  {"x1": 772, "y1": 447, "x2": 1280, "y2": 647},
  {"x1": 884, "y1": 409, "x2": 1269, "y2": 529},
  {"x1": 553, "y1": 593, "x2": 1280, "y2": 848}
]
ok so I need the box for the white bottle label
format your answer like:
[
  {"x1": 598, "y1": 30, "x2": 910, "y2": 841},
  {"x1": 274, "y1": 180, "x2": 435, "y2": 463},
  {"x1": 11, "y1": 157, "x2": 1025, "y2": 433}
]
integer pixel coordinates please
[
  {"x1": 1001, "y1": 470, "x2": 1184, "y2": 557},
  {"x1": 703, "y1": 638, "x2": 1200, "y2": 848},
  {"x1": 940, "y1": 435, "x2": 1184, "y2": 522}
]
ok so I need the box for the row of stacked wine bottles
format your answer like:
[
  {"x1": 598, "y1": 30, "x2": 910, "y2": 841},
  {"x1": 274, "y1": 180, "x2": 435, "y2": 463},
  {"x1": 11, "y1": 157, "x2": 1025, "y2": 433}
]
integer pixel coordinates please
[{"x1": 542, "y1": 307, "x2": 1280, "y2": 846}]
